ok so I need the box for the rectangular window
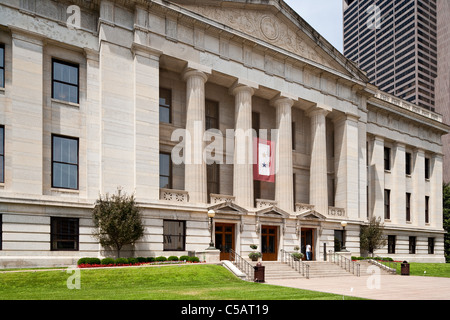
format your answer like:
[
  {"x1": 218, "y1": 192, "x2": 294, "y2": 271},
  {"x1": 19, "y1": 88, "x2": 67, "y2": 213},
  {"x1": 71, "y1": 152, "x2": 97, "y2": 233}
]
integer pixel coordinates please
[
  {"x1": 425, "y1": 157, "x2": 430, "y2": 179},
  {"x1": 252, "y1": 112, "x2": 260, "y2": 138},
  {"x1": 334, "y1": 230, "x2": 344, "y2": 252},
  {"x1": 388, "y1": 235, "x2": 396, "y2": 254},
  {"x1": 207, "y1": 163, "x2": 220, "y2": 203},
  {"x1": 163, "y1": 220, "x2": 186, "y2": 251},
  {"x1": 428, "y1": 237, "x2": 435, "y2": 254},
  {"x1": 51, "y1": 217, "x2": 79, "y2": 251},
  {"x1": 52, "y1": 59, "x2": 79, "y2": 104},
  {"x1": 292, "y1": 122, "x2": 296, "y2": 150},
  {"x1": 0, "y1": 44, "x2": 4, "y2": 88},
  {"x1": 384, "y1": 189, "x2": 391, "y2": 220},
  {"x1": 406, "y1": 192, "x2": 411, "y2": 222},
  {"x1": 405, "y1": 152, "x2": 412, "y2": 175},
  {"x1": 384, "y1": 147, "x2": 391, "y2": 171},
  {"x1": 409, "y1": 236, "x2": 416, "y2": 254},
  {"x1": 425, "y1": 196, "x2": 430, "y2": 224},
  {"x1": 52, "y1": 135, "x2": 79, "y2": 190},
  {"x1": 0, "y1": 125, "x2": 4, "y2": 183},
  {"x1": 205, "y1": 100, "x2": 219, "y2": 130},
  {"x1": 159, "y1": 152, "x2": 172, "y2": 189},
  {"x1": 159, "y1": 88, "x2": 172, "y2": 124}
]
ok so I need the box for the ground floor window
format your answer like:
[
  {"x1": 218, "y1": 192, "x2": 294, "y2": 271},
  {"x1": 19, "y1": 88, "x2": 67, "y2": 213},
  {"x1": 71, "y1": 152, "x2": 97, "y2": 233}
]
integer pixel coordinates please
[
  {"x1": 51, "y1": 217, "x2": 79, "y2": 251},
  {"x1": 388, "y1": 235, "x2": 396, "y2": 254},
  {"x1": 409, "y1": 236, "x2": 416, "y2": 254},
  {"x1": 428, "y1": 238, "x2": 435, "y2": 254},
  {"x1": 163, "y1": 220, "x2": 186, "y2": 251}
]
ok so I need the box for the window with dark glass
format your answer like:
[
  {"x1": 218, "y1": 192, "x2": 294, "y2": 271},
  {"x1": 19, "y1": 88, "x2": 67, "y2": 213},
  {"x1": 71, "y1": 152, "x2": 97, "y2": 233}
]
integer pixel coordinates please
[
  {"x1": 409, "y1": 236, "x2": 416, "y2": 254},
  {"x1": 52, "y1": 59, "x2": 79, "y2": 104},
  {"x1": 406, "y1": 192, "x2": 411, "y2": 222},
  {"x1": 159, "y1": 88, "x2": 172, "y2": 124},
  {"x1": 292, "y1": 122, "x2": 296, "y2": 150},
  {"x1": 384, "y1": 189, "x2": 391, "y2": 220},
  {"x1": 425, "y1": 157, "x2": 430, "y2": 179},
  {"x1": 52, "y1": 135, "x2": 78, "y2": 190},
  {"x1": 205, "y1": 100, "x2": 219, "y2": 130},
  {"x1": 0, "y1": 125, "x2": 4, "y2": 183},
  {"x1": 163, "y1": 220, "x2": 185, "y2": 251},
  {"x1": 388, "y1": 235, "x2": 396, "y2": 254},
  {"x1": 425, "y1": 196, "x2": 430, "y2": 224},
  {"x1": 51, "y1": 217, "x2": 79, "y2": 251},
  {"x1": 207, "y1": 163, "x2": 220, "y2": 203},
  {"x1": 159, "y1": 152, "x2": 172, "y2": 189},
  {"x1": 405, "y1": 152, "x2": 412, "y2": 175},
  {"x1": 428, "y1": 237, "x2": 435, "y2": 254},
  {"x1": 384, "y1": 147, "x2": 391, "y2": 171},
  {"x1": 334, "y1": 230, "x2": 344, "y2": 252},
  {"x1": 0, "y1": 44, "x2": 4, "y2": 88}
]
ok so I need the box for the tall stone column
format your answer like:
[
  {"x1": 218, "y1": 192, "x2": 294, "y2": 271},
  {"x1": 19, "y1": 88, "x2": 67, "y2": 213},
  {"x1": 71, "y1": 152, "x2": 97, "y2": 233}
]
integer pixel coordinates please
[
  {"x1": 273, "y1": 97, "x2": 294, "y2": 212},
  {"x1": 307, "y1": 107, "x2": 329, "y2": 216},
  {"x1": 430, "y1": 154, "x2": 443, "y2": 229},
  {"x1": 183, "y1": 69, "x2": 209, "y2": 204},
  {"x1": 392, "y1": 142, "x2": 406, "y2": 225},
  {"x1": 368, "y1": 136, "x2": 385, "y2": 220},
  {"x1": 232, "y1": 84, "x2": 254, "y2": 208},
  {"x1": 412, "y1": 148, "x2": 425, "y2": 226}
]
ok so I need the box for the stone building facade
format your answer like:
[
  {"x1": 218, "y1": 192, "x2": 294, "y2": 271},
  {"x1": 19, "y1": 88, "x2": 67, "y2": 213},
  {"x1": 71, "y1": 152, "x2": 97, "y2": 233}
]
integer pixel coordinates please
[{"x1": 0, "y1": 0, "x2": 447, "y2": 268}]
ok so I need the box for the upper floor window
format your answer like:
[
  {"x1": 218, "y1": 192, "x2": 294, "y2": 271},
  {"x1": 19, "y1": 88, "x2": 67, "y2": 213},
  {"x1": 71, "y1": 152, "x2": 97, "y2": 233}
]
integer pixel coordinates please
[
  {"x1": 0, "y1": 126, "x2": 4, "y2": 183},
  {"x1": 159, "y1": 152, "x2": 172, "y2": 189},
  {"x1": 425, "y1": 157, "x2": 431, "y2": 179},
  {"x1": 405, "y1": 152, "x2": 412, "y2": 175},
  {"x1": 205, "y1": 100, "x2": 219, "y2": 130},
  {"x1": 52, "y1": 135, "x2": 79, "y2": 190},
  {"x1": 384, "y1": 147, "x2": 391, "y2": 171},
  {"x1": 384, "y1": 189, "x2": 391, "y2": 220},
  {"x1": 52, "y1": 59, "x2": 79, "y2": 104},
  {"x1": 0, "y1": 44, "x2": 4, "y2": 88},
  {"x1": 159, "y1": 88, "x2": 172, "y2": 124}
]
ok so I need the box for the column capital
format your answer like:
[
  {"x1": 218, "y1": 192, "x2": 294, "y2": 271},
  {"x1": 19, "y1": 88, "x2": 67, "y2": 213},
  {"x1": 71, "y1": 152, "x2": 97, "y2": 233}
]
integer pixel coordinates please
[
  {"x1": 230, "y1": 83, "x2": 255, "y2": 97},
  {"x1": 182, "y1": 68, "x2": 209, "y2": 83},
  {"x1": 306, "y1": 105, "x2": 330, "y2": 118},
  {"x1": 270, "y1": 96, "x2": 295, "y2": 108}
]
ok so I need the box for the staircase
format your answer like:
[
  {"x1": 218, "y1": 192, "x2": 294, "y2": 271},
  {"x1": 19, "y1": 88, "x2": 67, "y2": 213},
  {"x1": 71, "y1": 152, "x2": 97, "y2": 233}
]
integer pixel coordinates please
[{"x1": 251, "y1": 261, "x2": 359, "y2": 280}]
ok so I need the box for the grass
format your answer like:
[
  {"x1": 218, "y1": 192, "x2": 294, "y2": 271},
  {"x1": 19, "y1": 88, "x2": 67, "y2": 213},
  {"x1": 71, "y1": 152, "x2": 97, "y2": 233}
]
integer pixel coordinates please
[
  {"x1": 391, "y1": 262, "x2": 450, "y2": 277},
  {"x1": 0, "y1": 264, "x2": 363, "y2": 300}
]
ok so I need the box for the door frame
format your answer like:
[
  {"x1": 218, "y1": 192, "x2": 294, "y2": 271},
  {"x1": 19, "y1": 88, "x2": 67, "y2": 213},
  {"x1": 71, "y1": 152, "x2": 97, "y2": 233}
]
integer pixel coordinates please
[
  {"x1": 301, "y1": 228, "x2": 316, "y2": 261},
  {"x1": 261, "y1": 225, "x2": 278, "y2": 261},
  {"x1": 215, "y1": 223, "x2": 236, "y2": 261}
]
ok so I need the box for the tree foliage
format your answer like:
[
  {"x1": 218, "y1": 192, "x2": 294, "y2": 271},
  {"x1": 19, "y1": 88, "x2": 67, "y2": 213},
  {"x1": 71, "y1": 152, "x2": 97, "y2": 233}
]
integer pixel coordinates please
[
  {"x1": 92, "y1": 190, "x2": 144, "y2": 258},
  {"x1": 444, "y1": 183, "x2": 450, "y2": 263},
  {"x1": 360, "y1": 216, "x2": 387, "y2": 257}
]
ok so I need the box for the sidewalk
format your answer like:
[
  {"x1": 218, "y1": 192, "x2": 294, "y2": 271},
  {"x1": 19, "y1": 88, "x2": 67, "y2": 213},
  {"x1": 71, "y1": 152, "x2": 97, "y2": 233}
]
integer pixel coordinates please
[{"x1": 266, "y1": 274, "x2": 450, "y2": 300}]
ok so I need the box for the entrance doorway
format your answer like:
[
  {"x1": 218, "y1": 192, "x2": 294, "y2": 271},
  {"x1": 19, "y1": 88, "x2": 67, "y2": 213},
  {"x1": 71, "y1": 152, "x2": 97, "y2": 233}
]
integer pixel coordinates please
[
  {"x1": 301, "y1": 228, "x2": 315, "y2": 261},
  {"x1": 215, "y1": 223, "x2": 235, "y2": 260},
  {"x1": 261, "y1": 226, "x2": 278, "y2": 261}
]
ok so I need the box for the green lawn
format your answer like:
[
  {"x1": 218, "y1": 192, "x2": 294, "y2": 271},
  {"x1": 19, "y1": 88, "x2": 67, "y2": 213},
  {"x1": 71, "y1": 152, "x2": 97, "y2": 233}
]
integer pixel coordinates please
[
  {"x1": 0, "y1": 264, "x2": 363, "y2": 300},
  {"x1": 393, "y1": 262, "x2": 450, "y2": 277}
]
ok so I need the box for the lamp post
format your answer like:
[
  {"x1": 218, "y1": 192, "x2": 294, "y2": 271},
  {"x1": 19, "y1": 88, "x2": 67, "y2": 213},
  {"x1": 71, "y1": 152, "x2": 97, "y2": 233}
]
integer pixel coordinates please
[
  {"x1": 340, "y1": 221, "x2": 348, "y2": 252},
  {"x1": 207, "y1": 209, "x2": 216, "y2": 249}
]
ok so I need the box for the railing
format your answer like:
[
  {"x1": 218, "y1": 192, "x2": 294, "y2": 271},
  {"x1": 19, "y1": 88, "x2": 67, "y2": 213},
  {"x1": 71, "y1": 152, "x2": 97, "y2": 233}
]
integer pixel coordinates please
[
  {"x1": 327, "y1": 251, "x2": 360, "y2": 277},
  {"x1": 280, "y1": 249, "x2": 309, "y2": 279},
  {"x1": 229, "y1": 249, "x2": 254, "y2": 282},
  {"x1": 368, "y1": 257, "x2": 398, "y2": 275}
]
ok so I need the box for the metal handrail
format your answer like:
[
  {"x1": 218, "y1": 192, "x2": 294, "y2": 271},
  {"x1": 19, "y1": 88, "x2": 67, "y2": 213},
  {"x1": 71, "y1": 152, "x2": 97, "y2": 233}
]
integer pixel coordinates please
[
  {"x1": 368, "y1": 257, "x2": 398, "y2": 274},
  {"x1": 327, "y1": 251, "x2": 360, "y2": 277},
  {"x1": 229, "y1": 249, "x2": 254, "y2": 281},
  {"x1": 280, "y1": 249, "x2": 309, "y2": 279}
]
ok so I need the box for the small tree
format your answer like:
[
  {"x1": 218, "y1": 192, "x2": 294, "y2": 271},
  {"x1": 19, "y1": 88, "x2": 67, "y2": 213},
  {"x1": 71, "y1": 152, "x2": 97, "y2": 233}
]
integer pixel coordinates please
[
  {"x1": 92, "y1": 189, "x2": 144, "y2": 258},
  {"x1": 360, "y1": 216, "x2": 387, "y2": 257}
]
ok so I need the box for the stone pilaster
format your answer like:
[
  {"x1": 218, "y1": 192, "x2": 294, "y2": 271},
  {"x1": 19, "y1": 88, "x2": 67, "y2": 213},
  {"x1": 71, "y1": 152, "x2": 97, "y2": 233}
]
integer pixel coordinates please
[
  {"x1": 273, "y1": 97, "x2": 294, "y2": 212},
  {"x1": 183, "y1": 69, "x2": 209, "y2": 204},
  {"x1": 368, "y1": 136, "x2": 385, "y2": 220},
  {"x1": 307, "y1": 107, "x2": 329, "y2": 216},
  {"x1": 392, "y1": 142, "x2": 406, "y2": 225},
  {"x1": 232, "y1": 84, "x2": 254, "y2": 208},
  {"x1": 412, "y1": 148, "x2": 425, "y2": 226},
  {"x1": 430, "y1": 154, "x2": 443, "y2": 229}
]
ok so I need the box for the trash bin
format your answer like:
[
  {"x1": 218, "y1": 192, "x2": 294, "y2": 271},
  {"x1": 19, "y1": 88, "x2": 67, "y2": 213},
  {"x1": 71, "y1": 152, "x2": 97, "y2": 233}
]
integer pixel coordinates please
[
  {"x1": 254, "y1": 262, "x2": 265, "y2": 283},
  {"x1": 401, "y1": 261, "x2": 410, "y2": 276}
]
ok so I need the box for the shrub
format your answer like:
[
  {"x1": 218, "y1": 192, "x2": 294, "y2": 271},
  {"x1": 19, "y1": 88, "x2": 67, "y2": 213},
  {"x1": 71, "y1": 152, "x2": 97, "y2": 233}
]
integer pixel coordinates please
[
  {"x1": 146, "y1": 257, "x2": 155, "y2": 263},
  {"x1": 101, "y1": 258, "x2": 115, "y2": 265},
  {"x1": 115, "y1": 258, "x2": 129, "y2": 265},
  {"x1": 77, "y1": 258, "x2": 101, "y2": 266},
  {"x1": 180, "y1": 255, "x2": 190, "y2": 262},
  {"x1": 189, "y1": 256, "x2": 200, "y2": 263},
  {"x1": 128, "y1": 258, "x2": 138, "y2": 265},
  {"x1": 168, "y1": 256, "x2": 178, "y2": 261},
  {"x1": 137, "y1": 257, "x2": 147, "y2": 263},
  {"x1": 155, "y1": 256, "x2": 167, "y2": 262}
]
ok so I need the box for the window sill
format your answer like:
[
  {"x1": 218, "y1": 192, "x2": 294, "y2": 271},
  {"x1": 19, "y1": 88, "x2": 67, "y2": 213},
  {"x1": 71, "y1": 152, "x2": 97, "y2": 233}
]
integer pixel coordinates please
[
  {"x1": 51, "y1": 98, "x2": 80, "y2": 109},
  {"x1": 51, "y1": 188, "x2": 80, "y2": 195},
  {"x1": 0, "y1": 87, "x2": 5, "y2": 95}
]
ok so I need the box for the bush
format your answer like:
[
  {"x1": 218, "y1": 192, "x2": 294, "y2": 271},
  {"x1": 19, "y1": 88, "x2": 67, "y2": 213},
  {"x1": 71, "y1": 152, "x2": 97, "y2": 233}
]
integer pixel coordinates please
[
  {"x1": 137, "y1": 257, "x2": 147, "y2": 263},
  {"x1": 180, "y1": 255, "x2": 190, "y2": 262},
  {"x1": 189, "y1": 256, "x2": 200, "y2": 263},
  {"x1": 146, "y1": 257, "x2": 155, "y2": 263},
  {"x1": 128, "y1": 258, "x2": 138, "y2": 265},
  {"x1": 168, "y1": 256, "x2": 178, "y2": 261},
  {"x1": 77, "y1": 257, "x2": 101, "y2": 266},
  {"x1": 115, "y1": 258, "x2": 129, "y2": 265},
  {"x1": 101, "y1": 258, "x2": 115, "y2": 265},
  {"x1": 155, "y1": 256, "x2": 167, "y2": 262}
]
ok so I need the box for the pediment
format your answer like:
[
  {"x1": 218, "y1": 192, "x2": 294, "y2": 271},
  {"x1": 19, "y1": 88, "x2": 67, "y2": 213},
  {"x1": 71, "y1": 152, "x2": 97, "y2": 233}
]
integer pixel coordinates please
[
  {"x1": 296, "y1": 210, "x2": 326, "y2": 221},
  {"x1": 171, "y1": 0, "x2": 367, "y2": 81},
  {"x1": 256, "y1": 206, "x2": 290, "y2": 219},
  {"x1": 208, "y1": 201, "x2": 248, "y2": 215}
]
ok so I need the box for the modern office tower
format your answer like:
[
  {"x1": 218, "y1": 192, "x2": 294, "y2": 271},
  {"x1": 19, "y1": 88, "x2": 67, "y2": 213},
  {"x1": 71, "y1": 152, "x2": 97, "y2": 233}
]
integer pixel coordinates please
[{"x1": 343, "y1": 0, "x2": 438, "y2": 112}]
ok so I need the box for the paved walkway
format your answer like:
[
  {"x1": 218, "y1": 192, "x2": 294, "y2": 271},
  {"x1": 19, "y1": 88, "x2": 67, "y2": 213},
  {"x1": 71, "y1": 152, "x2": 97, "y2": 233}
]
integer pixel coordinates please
[{"x1": 266, "y1": 274, "x2": 450, "y2": 300}]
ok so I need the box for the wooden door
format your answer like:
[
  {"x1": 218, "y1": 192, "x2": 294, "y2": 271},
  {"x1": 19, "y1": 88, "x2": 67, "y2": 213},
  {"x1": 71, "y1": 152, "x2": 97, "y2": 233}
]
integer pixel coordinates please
[
  {"x1": 215, "y1": 223, "x2": 235, "y2": 261},
  {"x1": 301, "y1": 228, "x2": 314, "y2": 261},
  {"x1": 261, "y1": 226, "x2": 278, "y2": 261}
]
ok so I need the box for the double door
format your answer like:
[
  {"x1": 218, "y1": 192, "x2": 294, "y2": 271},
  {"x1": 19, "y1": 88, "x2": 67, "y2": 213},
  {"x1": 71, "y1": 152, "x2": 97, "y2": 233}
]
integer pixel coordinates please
[
  {"x1": 215, "y1": 223, "x2": 235, "y2": 261},
  {"x1": 261, "y1": 226, "x2": 278, "y2": 261}
]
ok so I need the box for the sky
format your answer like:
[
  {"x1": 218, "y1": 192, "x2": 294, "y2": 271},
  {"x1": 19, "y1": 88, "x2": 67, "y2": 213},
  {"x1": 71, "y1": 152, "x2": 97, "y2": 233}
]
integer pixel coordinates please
[{"x1": 284, "y1": 0, "x2": 344, "y2": 53}]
